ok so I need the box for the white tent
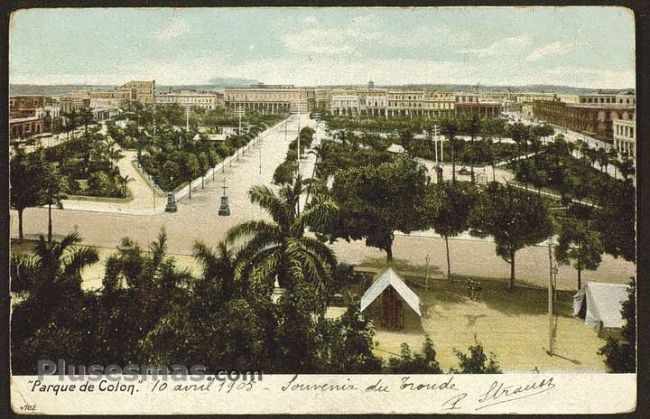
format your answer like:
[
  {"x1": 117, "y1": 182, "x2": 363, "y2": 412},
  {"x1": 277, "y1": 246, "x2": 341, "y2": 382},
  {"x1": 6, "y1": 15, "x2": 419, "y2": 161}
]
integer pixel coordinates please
[
  {"x1": 387, "y1": 143, "x2": 406, "y2": 154},
  {"x1": 360, "y1": 267, "x2": 421, "y2": 316},
  {"x1": 573, "y1": 282, "x2": 630, "y2": 329}
]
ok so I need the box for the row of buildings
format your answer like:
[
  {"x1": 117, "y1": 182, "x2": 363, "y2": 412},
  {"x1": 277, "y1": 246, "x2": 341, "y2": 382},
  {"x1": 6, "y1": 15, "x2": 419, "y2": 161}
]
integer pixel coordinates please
[
  {"x1": 155, "y1": 84, "x2": 501, "y2": 119},
  {"x1": 528, "y1": 92, "x2": 635, "y2": 155},
  {"x1": 156, "y1": 84, "x2": 635, "y2": 156},
  {"x1": 10, "y1": 80, "x2": 636, "y2": 157},
  {"x1": 9, "y1": 81, "x2": 156, "y2": 140}
]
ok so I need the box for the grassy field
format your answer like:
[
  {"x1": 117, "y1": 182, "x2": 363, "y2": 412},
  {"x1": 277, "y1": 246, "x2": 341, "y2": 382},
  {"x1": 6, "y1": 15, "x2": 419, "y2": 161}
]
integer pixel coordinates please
[{"x1": 370, "y1": 276, "x2": 609, "y2": 373}]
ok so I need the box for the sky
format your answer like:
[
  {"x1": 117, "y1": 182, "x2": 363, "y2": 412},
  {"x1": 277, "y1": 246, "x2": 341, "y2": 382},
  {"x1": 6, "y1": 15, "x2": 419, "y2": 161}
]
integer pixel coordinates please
[{"x1": 9, "y1": 7, "x2": 635, "y2": 89}]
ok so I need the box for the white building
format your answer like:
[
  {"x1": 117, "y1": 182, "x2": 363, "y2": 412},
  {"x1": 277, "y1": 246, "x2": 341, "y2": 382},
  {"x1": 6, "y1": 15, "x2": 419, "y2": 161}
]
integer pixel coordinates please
[
  {"x1": 157, "y1": 90, "x2": 223, "y2": 110},
  {"x1": 612, "y1": 118, "x2": 636, "y2": 157},
  {"x1": 331, "y1": 95, "x2": 361, "y2": 115}
]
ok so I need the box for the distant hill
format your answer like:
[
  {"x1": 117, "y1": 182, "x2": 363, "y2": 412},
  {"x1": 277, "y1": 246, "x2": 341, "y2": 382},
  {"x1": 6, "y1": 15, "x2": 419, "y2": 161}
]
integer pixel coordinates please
[
  {"x1": 206, "y1": 77, "x2": 258, "y2": 87},
  {"x1": 10, "y1": 77, "x2": 259, "y2": 97},
  {"x1": 10, "y1": 84, "x2": 118, "y2": 97}
]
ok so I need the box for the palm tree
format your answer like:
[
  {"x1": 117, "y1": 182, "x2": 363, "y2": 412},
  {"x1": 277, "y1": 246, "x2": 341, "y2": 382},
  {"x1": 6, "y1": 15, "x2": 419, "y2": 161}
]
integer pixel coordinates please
[
  {"x1": 107, "y1": 141, "x2": 124, "y2": 172},
  {"x1": 11, "y1": 232, "x2": 99, "y2": 318},
  {"x1": 192, "y1": 241, "x2": 238, "y2": 302},
  {"x1": 118, "y1": 174, "x2": 132, "y2": 197},
  {"x1": 441, "y1": 119, "x2": 459, "y2": 183},
  {"x1": 225, "y1": 177, "x2": 337, "y2": 302},
  {"x1": 38, "y1": 163, "x2": 68, "y2": 242}
]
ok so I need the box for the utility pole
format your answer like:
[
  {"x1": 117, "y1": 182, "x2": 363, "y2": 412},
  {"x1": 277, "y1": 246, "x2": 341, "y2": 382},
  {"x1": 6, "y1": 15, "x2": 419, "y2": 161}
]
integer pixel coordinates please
[
  {"x1": 185, "y1": 105, "x2": 189, "y2": 131},
  {"x1": 153, "y1": 105, "x2": 156, "y2": 136},
  {"x1": 432, "y1": 124, "x2": 440, "y2": 163},
  {"x1": 547, "y1": 240, "x2": 555, "y2": 355}
]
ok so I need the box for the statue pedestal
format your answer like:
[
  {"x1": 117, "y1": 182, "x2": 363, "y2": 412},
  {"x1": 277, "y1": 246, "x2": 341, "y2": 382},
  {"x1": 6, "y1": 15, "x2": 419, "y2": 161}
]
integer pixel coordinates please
[
  {"x1": 218, "y1": 195, "x2": 230, "y2": 216},
  {"x1": 165, "y1": 192, "x2": 177, "y2": 212}
]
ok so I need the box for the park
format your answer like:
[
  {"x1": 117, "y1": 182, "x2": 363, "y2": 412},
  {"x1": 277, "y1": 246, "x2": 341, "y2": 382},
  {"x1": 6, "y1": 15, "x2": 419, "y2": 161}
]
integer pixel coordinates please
[{"x1": 10, "y1": 103, "x2": 636, "y2": 375}]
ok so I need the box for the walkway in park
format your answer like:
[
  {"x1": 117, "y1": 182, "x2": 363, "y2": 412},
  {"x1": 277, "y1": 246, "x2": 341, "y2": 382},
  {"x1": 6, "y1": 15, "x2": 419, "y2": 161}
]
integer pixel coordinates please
[
  {"x1": 10, "y1": 114, "x2": 309, "y2": 251},
  {"x1": 10, "y1": 114, "x2": 634, "y2": 289}
]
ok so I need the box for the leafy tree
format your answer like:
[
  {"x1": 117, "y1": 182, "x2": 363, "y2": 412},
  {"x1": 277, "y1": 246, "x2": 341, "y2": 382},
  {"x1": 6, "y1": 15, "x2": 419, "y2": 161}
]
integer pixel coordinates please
[
  {"x1": 470, "y1": 183, "x2": 553, "y2": 289},
  {"x1": 450, "y1": 344, "x2": 502, "y2": 374},
  {"x1": 555, "y1": 217, "x2": 604, "y2": 289},
  {"x1": 598, "y1": 281, "x2": 635, "y2": 373},
  {"x1": 78, "y1": 107, "x2": 94, "y2": 136},
  {"x1": 608, "y1": 148, "x2": 619, "y2": 177},
  {"x1": 10, "y1": 148, "x2": 42, "y2": 239},
  {"x1": 178, "y1": 152, "x2": 200, "y2": 199},
  {"x1": 37, "y1": 162, "x2": 68, "y2": 242},
  {"x1": 467, "y1": 114, "x2": 480, "y2": 183},
  {"x1": 197, "y1": 151, "x2": 209, "y2": 188},
  {"x1": 510, "y1": 122, "x2": 529, "y2": 159},
  {"x1": 422, "y1": 181, "x2": 479, "y2": 279},
  {"x1": 384, "y1": 337, "x2": 442, "y2": 374},
  {"x1": 618, "y1": 159, "x2": 635, "y2": 180},
  {"x1": 321, "y1": 298, "x2": 383, "y2": 373},
  {"x1": 326, "y1": 157, "x2": 427, "y2": 263},
  {"x1": 593, "y1": 181, "x2": 635, "y2": 262},
  {"x1": 441, "y1": 119, "x2": 459, "y2": 183},
  {"x1": 400, "y1": 129, "x2": 413, "y2": 155},
  {"x1": 207, "y1": 148, "x2": 219, "y2": 180}
]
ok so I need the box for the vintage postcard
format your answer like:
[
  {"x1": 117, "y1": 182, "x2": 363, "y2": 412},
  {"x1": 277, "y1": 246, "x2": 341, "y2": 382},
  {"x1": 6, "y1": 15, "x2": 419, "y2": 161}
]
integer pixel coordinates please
[{"x1": 7, "y1": 6, "x2": 637, "y2": 415}]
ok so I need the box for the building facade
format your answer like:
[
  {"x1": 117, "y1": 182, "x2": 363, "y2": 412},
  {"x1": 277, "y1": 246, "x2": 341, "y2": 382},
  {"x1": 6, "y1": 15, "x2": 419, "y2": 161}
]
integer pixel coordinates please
[
  {"x1": 9, "y1": 96, "x2": 55, "y2": 118},
  {"x1": 119, "y1": 80, "x2": 156, "y2": 105},
  {"x1": 612, "y1": 118, "x2": 636, "y2": 157},
  {"x1": 10, "y1": 116, "x2": 45, "y2": 140},
  {"x1": 224, "y1": 85, "x2": 315, "y2": 113},
  {"x1": 578, "y1": 93, "x2": 635, "y2": 106},
  {"x1": 59, "y1": 96, "x2": 91, "y2": 113},
  {"x1": 88, "y1": 90, "x2": 132, "y2": 108},
  {"x1": 314, "y1": 89, "x2": 333, "y2": 113},
  {"x1": 533, "y1": 99, "x2": 635, "y2": 141},
  {"x1": 156, "y1": 90, "x2": 223, "y2": 110}
]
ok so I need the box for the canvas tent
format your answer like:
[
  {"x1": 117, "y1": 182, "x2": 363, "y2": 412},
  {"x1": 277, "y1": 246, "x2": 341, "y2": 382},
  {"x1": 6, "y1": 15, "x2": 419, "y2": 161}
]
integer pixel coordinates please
[
  {"x1": 387, "y1": 143, "x2": 406, "y2": 154},
  {"x1": 360, "y1": 267, "x2": 421, "y2": 317},
  {"x1": 573, "y1": 282, "x2": 630, "y2": 329}
]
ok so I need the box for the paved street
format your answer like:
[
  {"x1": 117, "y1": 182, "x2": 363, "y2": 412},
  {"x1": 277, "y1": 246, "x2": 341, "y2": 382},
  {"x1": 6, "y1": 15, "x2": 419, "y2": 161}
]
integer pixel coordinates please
[{"x1": 10, "y1": 113, "x2": 635, "y2": 289}]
